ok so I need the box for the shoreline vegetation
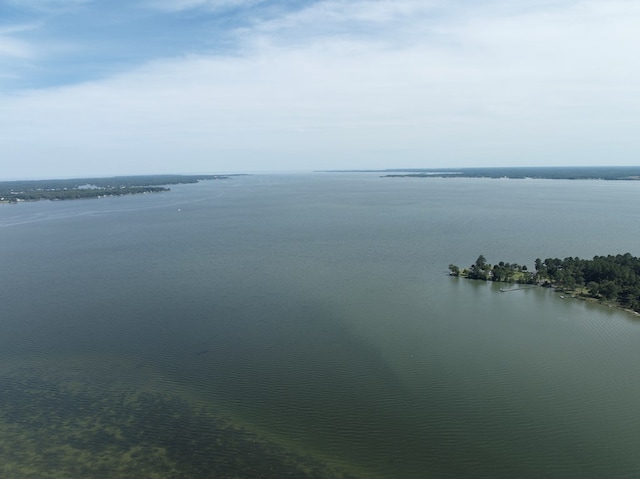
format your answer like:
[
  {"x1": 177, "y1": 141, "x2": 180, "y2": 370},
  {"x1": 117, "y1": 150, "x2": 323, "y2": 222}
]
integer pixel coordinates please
[
  {"x1": 449, "y1": 254, "x2": 640, "y2": 315},
  {"x1": 324, "y1": 166, "x2": 640, "y2": 180},
  {"x1": 0, "y1": 174, "x2": 236, "y2": 204}
]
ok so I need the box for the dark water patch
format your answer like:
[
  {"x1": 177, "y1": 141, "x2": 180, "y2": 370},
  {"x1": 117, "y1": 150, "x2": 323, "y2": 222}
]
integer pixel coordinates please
[
  {"x1": 141, "y1": 294, "x2": 428, "y2": 476},
  {"x1": 0, "y1": 370, "x2": 357, "y2": 479}
]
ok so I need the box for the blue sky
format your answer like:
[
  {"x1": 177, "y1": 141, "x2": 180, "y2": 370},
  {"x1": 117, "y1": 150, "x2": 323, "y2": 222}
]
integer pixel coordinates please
[{"x1": 1, "y1": 0, "x2": 639, "y2": 178}]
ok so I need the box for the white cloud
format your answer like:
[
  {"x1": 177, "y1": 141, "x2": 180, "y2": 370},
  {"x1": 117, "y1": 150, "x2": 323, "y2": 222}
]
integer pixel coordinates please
[
  {"x1": 147, "y1": 0, "x2": 263, "y2": 12},
  {"x1": 5, "y1": 0, "x2": 90, "y2": 13},
  {"x1": 0, "y1": 23, "x2": 40, "y2": 58},
  {"x1": 0, "y1": 37, "x2": 32, "y2": 58},
  {"x1": 2, "y1": 0, "x2": 640, "y2": 177}
]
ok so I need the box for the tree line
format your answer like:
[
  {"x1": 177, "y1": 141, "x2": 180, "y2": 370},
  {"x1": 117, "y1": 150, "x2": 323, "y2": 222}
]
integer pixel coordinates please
[
  {"x1": 449, "y1": 253, "x2": 640, "y2": 312},
  {"x1": 1, "y1": 186, "x2": 168, "y2": 202},
  {"x1": 0, "y1": 174, "x2": 230, "y2": 203},
  {"x1": 382, "y1": 166, "x2": 640, "y2": 180}
]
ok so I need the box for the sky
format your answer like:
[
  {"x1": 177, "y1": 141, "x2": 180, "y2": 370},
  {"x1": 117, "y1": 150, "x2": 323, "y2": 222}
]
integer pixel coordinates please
[{"x1": 1, "y1": 0, "x2": 639, "y2": 179}]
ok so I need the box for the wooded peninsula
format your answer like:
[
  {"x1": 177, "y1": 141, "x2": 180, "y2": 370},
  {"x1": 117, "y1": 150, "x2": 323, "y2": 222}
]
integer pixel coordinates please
[
  {"x1": 0, "y1": 174, "x2": 231, "y2": 203},
  {"x1": 449, "y1": 254, "x2": 640, "y2": 313}
]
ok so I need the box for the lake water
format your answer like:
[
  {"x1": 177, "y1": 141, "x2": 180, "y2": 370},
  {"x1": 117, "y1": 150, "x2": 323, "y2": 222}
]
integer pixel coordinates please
[{"x1": 1, "y1": 173, "x2": 640, "y2": 478}]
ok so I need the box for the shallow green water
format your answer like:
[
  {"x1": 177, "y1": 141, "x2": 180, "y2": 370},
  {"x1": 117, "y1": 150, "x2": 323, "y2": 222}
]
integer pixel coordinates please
[{"x1": 1, "y1": 174, "x2": 640, "y2": 478}]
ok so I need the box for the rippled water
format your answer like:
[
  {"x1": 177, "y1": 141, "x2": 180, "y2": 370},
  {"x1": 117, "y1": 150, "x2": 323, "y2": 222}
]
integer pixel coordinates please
[{"x1": 1, "y1": 174, "x2": 640, "y2": 478}]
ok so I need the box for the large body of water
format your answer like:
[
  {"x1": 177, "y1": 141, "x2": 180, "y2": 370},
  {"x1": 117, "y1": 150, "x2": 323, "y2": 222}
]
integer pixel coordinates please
[{"x1": 1, "y1": 174, "x2": 640, "y2": 478}]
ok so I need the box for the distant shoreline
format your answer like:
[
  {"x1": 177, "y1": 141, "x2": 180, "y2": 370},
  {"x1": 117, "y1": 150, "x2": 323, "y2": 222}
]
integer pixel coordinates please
[
  {"x1": 321, "y1": 166, "x2": 640, "y2": 181},
  {"x1": 0, "y1": 174, "x2": 235, "y2": 204}
]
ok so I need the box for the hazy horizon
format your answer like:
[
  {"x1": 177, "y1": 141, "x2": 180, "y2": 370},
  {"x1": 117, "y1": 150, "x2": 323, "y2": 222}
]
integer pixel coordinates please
[{"x1": 3, "y1": 165, "x2": 640, "y2": 183}]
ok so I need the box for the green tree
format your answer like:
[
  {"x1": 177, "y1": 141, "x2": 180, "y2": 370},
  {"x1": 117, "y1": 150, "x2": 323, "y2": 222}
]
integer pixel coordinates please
[
  {"x1": 587, "y1": 281, "x2": 600, "y2": 297},
  {"x1": 475, "y1": 255, "x2": 487, "y2": 269},
  {"x1": 599, "y1": 280, "x2": 620, "y2": 300},
  {"x1": 534, "y1": 258, "x2": 542, "y2": 272}
]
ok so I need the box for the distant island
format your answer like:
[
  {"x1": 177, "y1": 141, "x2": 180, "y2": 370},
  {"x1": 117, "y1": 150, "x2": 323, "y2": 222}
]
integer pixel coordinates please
[
  {"x1": 323, "y1": 166, "x2": 640, "y2": 180},
  {"x1": 449, "y1": 254, "x2": 640, "y2": 314},
  {"x1": 0, "y1": 174, "x2": 232, "y2": 203}
]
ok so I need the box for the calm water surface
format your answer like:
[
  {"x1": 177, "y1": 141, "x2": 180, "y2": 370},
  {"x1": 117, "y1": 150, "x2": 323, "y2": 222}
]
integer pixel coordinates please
[{"x1": 1, "y1": 174, "x2": 640, "y2": 478}]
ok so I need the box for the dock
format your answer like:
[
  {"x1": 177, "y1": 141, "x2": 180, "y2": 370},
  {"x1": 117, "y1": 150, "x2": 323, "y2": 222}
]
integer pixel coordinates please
[{"x1": 499, "y1": 286, "x2": 538, "y2": 293}]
